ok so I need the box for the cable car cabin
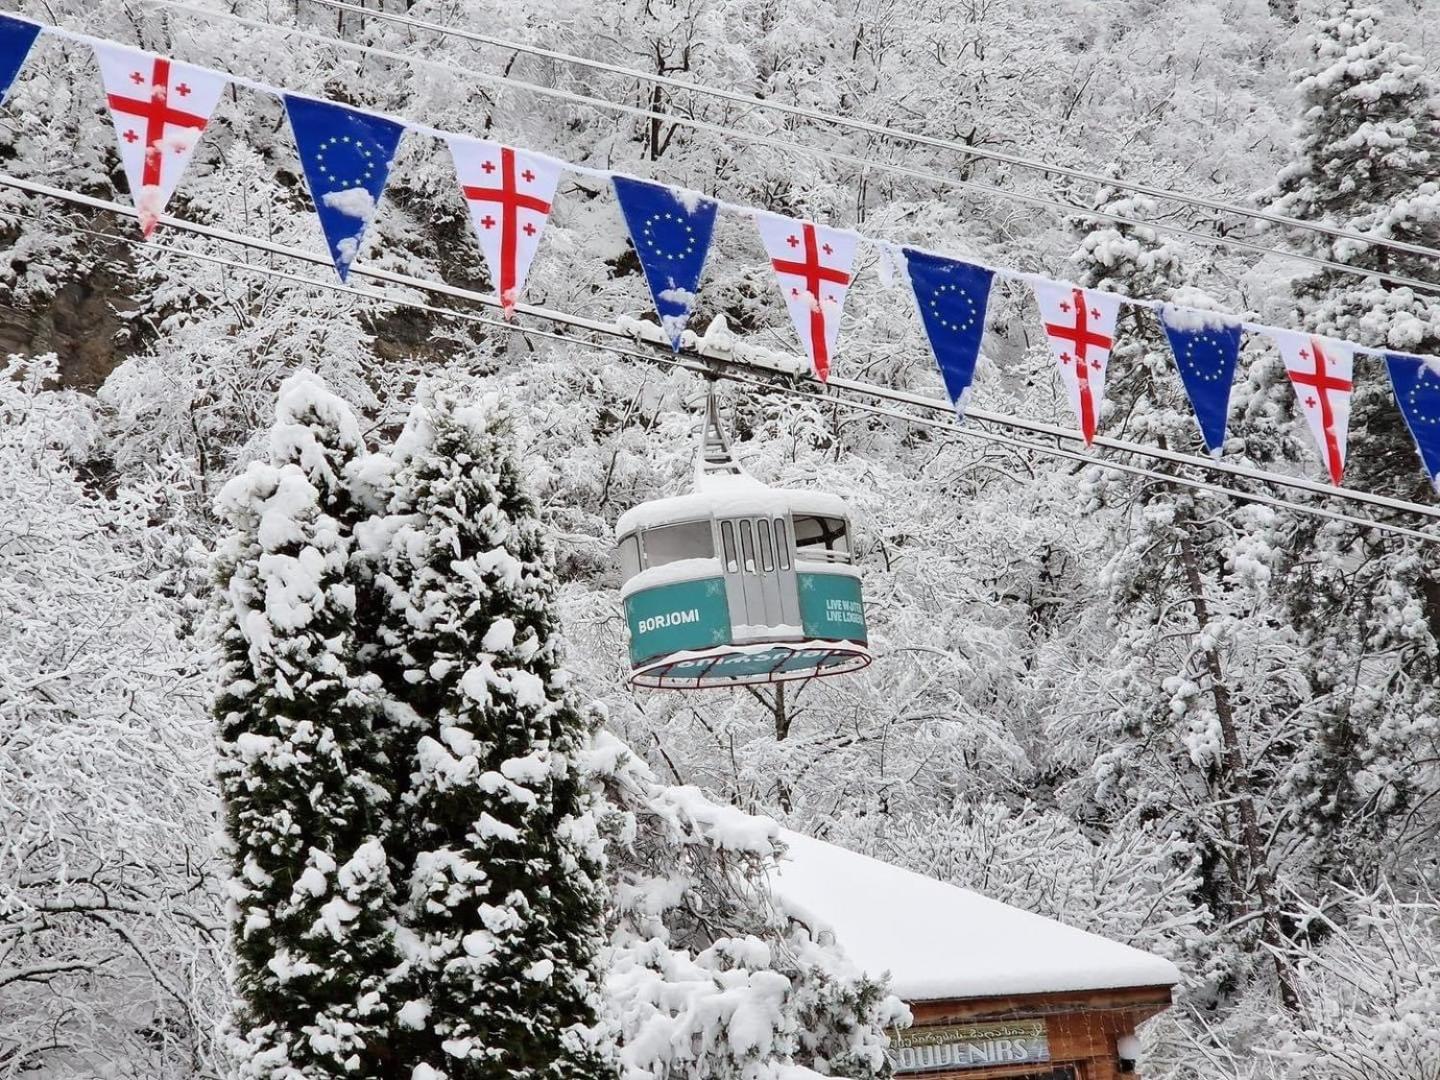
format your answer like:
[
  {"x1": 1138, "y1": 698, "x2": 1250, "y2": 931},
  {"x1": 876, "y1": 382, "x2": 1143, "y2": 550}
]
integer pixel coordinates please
[{"x1": 615, "y1": 471, "x2": 871, "y2": 690}]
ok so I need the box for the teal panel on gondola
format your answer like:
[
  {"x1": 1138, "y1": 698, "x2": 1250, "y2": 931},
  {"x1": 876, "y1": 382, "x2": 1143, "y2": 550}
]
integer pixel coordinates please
[
  {"x1": 776, "y1": 647, "x2": 834, "y2": 673},
  {"x1": 625, "y1": 577, "x2": 731, "y2": 664},
  {"x1": 656, "y1": 647, "x2": 786, "y2": 682},
  {"x1": 798, "y1": 572, "x2": 867, "y2": 644},
  {"x1": 709, "y1": 647, "x2": 788, "y2": 678},
  {"x1": 705, "y1": 650, "x2": 777, "y2": 676},
  {"x1": 658, "y1": 656, "x2": 721, "y2": 680}
]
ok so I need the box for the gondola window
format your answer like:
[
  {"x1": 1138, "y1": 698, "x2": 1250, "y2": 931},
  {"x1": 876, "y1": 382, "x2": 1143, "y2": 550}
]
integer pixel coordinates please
[
  {"x1": 618, "y1": 534, "x2": 642, "y2": 581},
  {"x1": 793, "y1": 515, "x2": 850, "y2": 562},
  {"x1": 642, "y1": 520, "x2": 714, "y2": 568}
]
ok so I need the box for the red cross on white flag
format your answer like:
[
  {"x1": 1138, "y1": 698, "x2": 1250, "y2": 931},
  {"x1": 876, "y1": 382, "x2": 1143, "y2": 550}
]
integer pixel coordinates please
[
  {"x1": 93, "y1": 44, "x2": 226, "y2": 237},
  {"x1": 1270, "y1": 329, "x2": 1355, "y2": 485},
  {"x1": 1031, "y1": 280, "x2": 1123, "y2": 445},
  {"x1": 755, "y1": 212, "x2": 858, "y2": 381},
  {"x1": 447, "y1": 136, "x2": 562, "y2": 315}
]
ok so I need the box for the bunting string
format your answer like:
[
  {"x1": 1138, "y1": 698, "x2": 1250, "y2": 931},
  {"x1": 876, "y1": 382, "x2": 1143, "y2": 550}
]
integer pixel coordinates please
[
  {"x1": 10, "y1": 188, "x2": 1440, "y2": 549},
  {"x1": 1, "y1": 12, "x2": 1438, "y2": 495},
  {"x1": 10, "y1": 169, "x2": 1440, "y2": 543}
]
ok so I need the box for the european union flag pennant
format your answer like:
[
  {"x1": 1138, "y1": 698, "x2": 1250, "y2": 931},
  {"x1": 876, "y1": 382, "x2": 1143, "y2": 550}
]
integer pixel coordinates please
[
  {"x1": 1386, "y1": 352, "x2": 1440, "y2": 494},
  {"x1": 1160, "y1": 306, "x2": 1243, "y2": 457},
  {"x1": 612, "y1": 176, "x2": 718, "y2": 350},
  {"x1": 904, "y1": 249, "x2": 995, "y2": 418},
  {"x1": 0, "y1": 15, "x2": 41, "y2": 105},
  {"x1": 284, "y1": 95, "x2": 406, "y2": 281}
]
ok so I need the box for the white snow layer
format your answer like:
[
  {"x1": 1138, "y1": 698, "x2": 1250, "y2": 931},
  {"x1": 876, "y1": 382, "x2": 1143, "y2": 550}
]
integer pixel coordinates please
[
  {"x1": 619, "y1": 558, "x2": 720, "y2": 599},
  {"x1": 791, "y1": 559, "x2": 862, "y2": 578},
  {"x1": 769, "y1": 830, "x2": 1181, "y2": 1002},
  {"x1": 616, "y1": 472, "x2": 849, "y2": 537},
  {"x1": 615, "y1": 313, "x2": 810, "y2": 379}
]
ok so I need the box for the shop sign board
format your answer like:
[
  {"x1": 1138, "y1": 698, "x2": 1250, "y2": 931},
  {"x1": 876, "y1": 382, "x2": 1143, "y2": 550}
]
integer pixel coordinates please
[{"x1": 889, "y1": 1021, "x2": 1050, "y2": 1074}]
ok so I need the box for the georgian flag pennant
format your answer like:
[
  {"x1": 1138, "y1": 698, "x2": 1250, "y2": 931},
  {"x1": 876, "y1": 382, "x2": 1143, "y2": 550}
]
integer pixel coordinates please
[
  {"x1": 1031, "y1": 280, "x2": 1123, "y2": 445},
  {"x1": 1160, "y1": 306, "x2": 1243, "y2": 458},
  {"x1": 904, "y1": 248, "x2": 995, "y2": 418},
  {"x1": 1385, "y1": 352, "x2": 1440, "y2": 494},
  {"x1": 1270, "y1": 329, "x2": 1355, "y2": 485},
  {"x1": 94, "y1": 44, "x2": 227, "y2": 237},
  {"x1": 613, "y1": 176, "x2": 719, "y2": 350},
  {"x1": 284, "y1": 95, "x2": 405, "y2": 281},
  {"x1": 755, "y1": 212, "x2": 859, "y2": 382},
  {"x1": 448, "y1": 136, "x2": 561, "y2": 315},
  {"x1": 0, "y1": 15, "x2": 41, "y2": 105}
]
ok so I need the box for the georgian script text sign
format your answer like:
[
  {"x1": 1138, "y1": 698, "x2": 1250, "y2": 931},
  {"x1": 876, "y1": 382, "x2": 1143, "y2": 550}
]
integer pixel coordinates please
[{"x1": 889, "y1": 1021, "x2": 1050, "y2": 1073}]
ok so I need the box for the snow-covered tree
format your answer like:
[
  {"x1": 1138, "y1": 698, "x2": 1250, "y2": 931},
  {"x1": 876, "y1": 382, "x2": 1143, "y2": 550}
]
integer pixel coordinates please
[
  {"x1": 1049, "y1": 189, "x2": 1313, "y2": 1014},
  {"x1": 0, "y1": 353, "x2": 223, "y2": 1077},
  {"x1": 1267, "y1": 0, "x2": 1440, "y2": 405},
  {"x1": 363, "y1": 391, "x2": 614, "y2": 1080},
  {"x1": 585, "y1": 730, "x2": 904, "y2": 1080},
  {"x1": 1261, "y1": 0, "x2": 1440, "y2": 886},
  {"x1": 213, "y1": 372, "x2": 398, "y2": 1078},
  {"x1": 1275, "y1": 884, "x2": 1440, "y2": 1080}
]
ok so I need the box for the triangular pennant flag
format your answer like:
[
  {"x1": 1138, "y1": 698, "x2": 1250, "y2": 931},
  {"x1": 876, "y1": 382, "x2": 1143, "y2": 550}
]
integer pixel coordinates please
[
  {"x1": 755, "y1": 212, "x2": 858, "y2": 382},
  {"x1": 447, "y1": 136, "x2": 562, "y2": 315},
  {"x1": 612, "y1": 176, "x2": 718, "y2": 350},
  {"x1": 903, "y1": 248, "x2": 994, "y2": 418},
  {"x1": 1160, "y1": 306, "x2": 1243, "y2": 458},
  {"x1": 1385, "y1": 352, "x2": 1440, "y2": 494},
  {"x1": 284, "y1": 95, "x2": 405, "y2": 281},
  {"x1": 0, "y1": 15, "x2": 41, "y2": 105},
  {"x1": 1031, "y1": 280, "x2": 1123, "y2": 445},
  {"x1": 1270, "y1": 329, "x2": 1355, "y2": 485},
  {"x1": 94, "y1": 44, "x2": 227, "y2": 237}
]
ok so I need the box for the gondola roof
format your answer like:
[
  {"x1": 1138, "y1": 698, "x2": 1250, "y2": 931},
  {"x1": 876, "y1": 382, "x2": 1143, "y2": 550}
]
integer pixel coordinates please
[{"x1": 616, "y1": 471, "x2": 851, "y2": 537}]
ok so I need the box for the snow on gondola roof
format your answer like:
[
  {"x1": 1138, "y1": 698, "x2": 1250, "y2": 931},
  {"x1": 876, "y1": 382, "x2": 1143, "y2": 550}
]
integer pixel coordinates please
[
  {"x1": 769, "y1": 830, "x2": 1181, "y2": 1003},
  {"x1": 615, "y1": 471, "x2": 850, "y2": 537}
]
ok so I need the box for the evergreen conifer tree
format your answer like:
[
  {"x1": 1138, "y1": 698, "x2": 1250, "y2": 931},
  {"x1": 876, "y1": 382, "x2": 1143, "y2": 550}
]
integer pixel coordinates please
[
  {"x1": 1268, "y1": 0, "x2": 1440, "y2": 494},
  {"x1": 1261, "y1": 0, "x2": 1440, "y2": 881},
  {"x1": 585, "y1": 730, "x2": 904, "y2": 1080},
  {"x1": 213, "y1": 372, "x2": 398, "y2": 1077},
  {"x1": 364, "y1": 391, "x2": 613, "y2": 1080},
  {"x1": 1067, "y1": 192, "x2": 1300, "y2": 1007}
]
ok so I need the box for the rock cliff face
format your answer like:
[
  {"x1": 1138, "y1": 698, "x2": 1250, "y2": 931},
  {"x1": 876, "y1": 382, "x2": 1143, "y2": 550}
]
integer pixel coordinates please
[
  {"x1": 0, "y1": 247, "x2": 469, "y2": 396},
  {"x1": 0, "y1": 257, "x2": 139, "y2": 391}
]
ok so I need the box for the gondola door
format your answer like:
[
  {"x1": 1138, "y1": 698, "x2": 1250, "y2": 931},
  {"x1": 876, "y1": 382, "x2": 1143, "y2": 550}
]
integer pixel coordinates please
[
  {"x1": 718, "y1": 519, "x2": 749, "y2": 637},
  {"x1": 769, "y1": 515, "x2": 802, "y2": 632},
  {"x1": 720, "y1": 516, "x2": 800, "y2": 640}
]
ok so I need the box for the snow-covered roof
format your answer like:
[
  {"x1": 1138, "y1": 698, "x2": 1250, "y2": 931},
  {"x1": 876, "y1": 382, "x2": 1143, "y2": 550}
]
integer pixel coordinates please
[
  {"x1": 770, "y1": 830, "x2": 1181, "y2": 1003},
  {"x1": 616, "y1": 473, "x2": 851, "y2": 537}
]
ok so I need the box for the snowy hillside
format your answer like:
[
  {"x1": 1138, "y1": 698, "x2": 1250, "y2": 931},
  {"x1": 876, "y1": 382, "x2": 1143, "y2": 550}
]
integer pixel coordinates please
[{"x1": 0, "y1": 1, "x2": 1437, "y2": 1079}]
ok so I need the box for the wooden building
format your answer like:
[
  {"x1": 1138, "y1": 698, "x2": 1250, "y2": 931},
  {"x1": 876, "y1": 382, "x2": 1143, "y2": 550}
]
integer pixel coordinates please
[{"x1": 770, "y1": 831, "x2": 1179, "y2": 1080}]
